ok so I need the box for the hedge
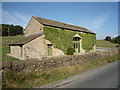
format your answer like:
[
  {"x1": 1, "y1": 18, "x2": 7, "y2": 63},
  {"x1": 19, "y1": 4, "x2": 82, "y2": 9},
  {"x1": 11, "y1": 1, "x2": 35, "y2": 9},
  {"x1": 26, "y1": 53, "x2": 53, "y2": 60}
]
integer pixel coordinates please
[{"x1": 43, "y1": 26, "x2": 96, "y2": 54}]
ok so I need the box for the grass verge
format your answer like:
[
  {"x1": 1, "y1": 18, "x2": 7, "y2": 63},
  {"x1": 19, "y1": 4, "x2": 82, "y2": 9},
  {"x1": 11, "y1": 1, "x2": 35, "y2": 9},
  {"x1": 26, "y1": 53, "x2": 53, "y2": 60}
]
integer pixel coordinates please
[{"x1": 2, "y1": 53, "x2": 119, "y2": 88}]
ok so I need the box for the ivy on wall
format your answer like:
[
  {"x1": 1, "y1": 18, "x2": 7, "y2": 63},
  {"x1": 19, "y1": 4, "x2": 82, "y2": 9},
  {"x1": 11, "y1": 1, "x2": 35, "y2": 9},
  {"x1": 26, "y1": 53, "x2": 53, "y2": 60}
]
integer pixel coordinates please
[{"x1": 43, "y1": 26, "x2": 96, "y2": 54}]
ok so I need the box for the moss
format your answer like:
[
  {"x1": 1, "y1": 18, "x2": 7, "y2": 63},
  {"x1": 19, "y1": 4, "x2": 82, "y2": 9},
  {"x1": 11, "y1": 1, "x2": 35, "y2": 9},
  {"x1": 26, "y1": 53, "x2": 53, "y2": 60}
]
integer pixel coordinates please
[{"x1": 43, "y1": 26, "x2": 96, "y2": 54}]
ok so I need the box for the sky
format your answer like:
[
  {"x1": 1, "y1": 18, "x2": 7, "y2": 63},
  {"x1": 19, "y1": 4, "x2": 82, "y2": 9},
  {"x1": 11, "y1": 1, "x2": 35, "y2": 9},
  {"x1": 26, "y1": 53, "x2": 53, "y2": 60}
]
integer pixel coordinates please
[{"x1": 2, "y1": 2, "x2": 118, "y2": 40}]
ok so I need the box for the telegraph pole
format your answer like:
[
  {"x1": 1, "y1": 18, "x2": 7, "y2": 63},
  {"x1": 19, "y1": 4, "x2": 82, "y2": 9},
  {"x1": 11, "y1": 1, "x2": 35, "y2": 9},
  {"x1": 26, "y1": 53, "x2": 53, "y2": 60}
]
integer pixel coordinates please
[{"x1": 8, "y1": 26, "x2": 10, "y2": 36}]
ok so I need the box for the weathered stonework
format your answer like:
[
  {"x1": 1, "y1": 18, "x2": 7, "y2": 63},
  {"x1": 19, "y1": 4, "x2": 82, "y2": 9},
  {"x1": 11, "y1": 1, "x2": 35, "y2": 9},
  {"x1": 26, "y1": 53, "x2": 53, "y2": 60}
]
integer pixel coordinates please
[
  {"x1": 10, "y1": 46, "x2": 22, "y2": 59},
  {"x1": 52, "y1": 48, "x2": 64, "y2": 56},
  {"x1": 75, "y1": 34, "x2": 85, "y2": 54},
  {"x1": 3, "y1": 49, "x2": 118, "y2": 72},
  {"x1": 25, "y1": 16, "x2": 43, "y2": 37},
  {"x1": 23, "y1": 35, "x2": 46, "y2": 59}
]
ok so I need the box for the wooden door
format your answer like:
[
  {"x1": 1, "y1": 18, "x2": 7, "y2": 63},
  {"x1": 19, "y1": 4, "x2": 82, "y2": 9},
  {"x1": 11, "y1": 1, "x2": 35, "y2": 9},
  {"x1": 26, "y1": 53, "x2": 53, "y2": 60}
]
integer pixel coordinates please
[{"x1": 48, "y1": 44, "x2": 52, "y2": 56}]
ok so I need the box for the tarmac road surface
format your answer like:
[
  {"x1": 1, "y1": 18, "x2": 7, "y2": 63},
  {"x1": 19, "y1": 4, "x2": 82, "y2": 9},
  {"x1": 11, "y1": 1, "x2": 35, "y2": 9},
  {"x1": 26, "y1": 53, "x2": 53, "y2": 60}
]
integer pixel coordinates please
[
  {"x1": 39, "y1": 61, "x2": 119, "y2": 88},
  {"x1": 57, "y1": 61, "x2": 118, "y2": 88}
]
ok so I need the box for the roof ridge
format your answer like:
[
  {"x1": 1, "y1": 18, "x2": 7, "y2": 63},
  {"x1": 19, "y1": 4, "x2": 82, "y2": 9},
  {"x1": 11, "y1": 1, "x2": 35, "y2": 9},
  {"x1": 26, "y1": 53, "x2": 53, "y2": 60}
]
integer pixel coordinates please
[
  {"x1": 33, "y1": 16, "x2": 87, "y2": 29},
  {"x1": 32, "y1": 16, "x2": 95, "y2": 34}
]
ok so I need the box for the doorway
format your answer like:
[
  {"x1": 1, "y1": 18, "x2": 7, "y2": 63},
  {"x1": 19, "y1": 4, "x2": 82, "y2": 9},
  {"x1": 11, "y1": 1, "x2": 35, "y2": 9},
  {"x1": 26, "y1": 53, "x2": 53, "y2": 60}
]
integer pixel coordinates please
[
  {"x1": 73, "y1": 37, "x2": 80, "y2": 53},
  {"x1": 47, "y1": 44, "x2": 52, "y2": 56}
]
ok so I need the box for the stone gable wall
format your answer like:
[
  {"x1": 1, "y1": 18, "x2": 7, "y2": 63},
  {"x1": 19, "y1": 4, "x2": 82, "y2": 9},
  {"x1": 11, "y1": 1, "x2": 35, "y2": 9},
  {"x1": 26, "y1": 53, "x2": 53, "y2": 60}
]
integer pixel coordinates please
[
  {"x1": 9, "y1": 46, "x2": 22, "y2": 59},
  {"x1": 25, "y1": 17, "x2": 43, "y2": 37},
  {"x1": 23, "y1": 35, "x2": 47, "y2": 59}
]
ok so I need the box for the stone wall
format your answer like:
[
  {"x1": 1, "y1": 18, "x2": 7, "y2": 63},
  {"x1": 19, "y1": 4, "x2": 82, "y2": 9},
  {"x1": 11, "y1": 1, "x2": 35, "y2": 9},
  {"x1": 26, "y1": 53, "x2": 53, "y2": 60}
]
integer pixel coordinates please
[
  {"x1": 9, "y1": 46, "x2": 22, "y2": 59},
  {"x1": 25, "y1": 16, "x2": 43, "y2": 37},
  {"x1": 23, "y1": 35, "x2": 47, "y2": 59},
  {"x1": 2, "y1": 49, "x2": 118, "y2": 72}
]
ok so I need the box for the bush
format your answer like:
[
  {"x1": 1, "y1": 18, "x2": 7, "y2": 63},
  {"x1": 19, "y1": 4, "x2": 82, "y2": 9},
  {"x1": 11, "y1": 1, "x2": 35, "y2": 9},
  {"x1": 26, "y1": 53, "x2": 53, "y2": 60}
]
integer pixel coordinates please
[
  {"x1": 3, "y1": 69, "x2": 26, "y2": 86},
  {"x1": 66, "y1": 47, "x2": 75, "y2": 55},
  {"x1": 104, "y1": 36, "x2": 111, "y2": 41}
]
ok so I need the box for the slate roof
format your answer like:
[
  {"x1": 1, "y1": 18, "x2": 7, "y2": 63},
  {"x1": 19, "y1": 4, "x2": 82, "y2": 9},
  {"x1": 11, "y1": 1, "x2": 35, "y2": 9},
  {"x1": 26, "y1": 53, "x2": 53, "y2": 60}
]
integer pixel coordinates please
[
  {"x1": 9, "y1": 32, "x2": 44, "y2": 46},
  {"x1": 9, "y1": 16, "x2": 95, "y2": 46},
  {"x1": 33, "y1": 16, "x2": 95, "y2": 34}
]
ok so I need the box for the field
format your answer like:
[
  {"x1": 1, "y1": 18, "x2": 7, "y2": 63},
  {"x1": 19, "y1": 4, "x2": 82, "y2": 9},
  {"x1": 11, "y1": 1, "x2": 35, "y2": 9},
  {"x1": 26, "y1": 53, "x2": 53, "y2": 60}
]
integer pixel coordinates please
[
  {"x1": 96, "y1": 40, "x2": 118, "y2": 48},
  {"x1": 2, "y1": 35, "x2": 24, "y2": 61},
  {"x1": 1, "y1": 35, "x2": 118, "y2": 61}
]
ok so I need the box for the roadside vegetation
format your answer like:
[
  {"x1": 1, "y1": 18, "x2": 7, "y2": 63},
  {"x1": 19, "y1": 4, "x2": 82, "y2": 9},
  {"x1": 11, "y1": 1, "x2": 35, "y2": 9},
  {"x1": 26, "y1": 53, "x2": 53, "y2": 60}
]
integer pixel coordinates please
[{"x1": 3, "y1": 52, "x2": 118, "y2": 88}]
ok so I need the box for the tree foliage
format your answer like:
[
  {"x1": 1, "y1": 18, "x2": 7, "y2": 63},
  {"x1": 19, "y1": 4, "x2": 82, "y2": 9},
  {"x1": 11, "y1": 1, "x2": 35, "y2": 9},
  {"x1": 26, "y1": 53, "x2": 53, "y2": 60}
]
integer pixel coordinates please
[
  {"x1": 105, "y1": 35, "x2": 120, "y2": 44},
  {"x1": 111, "y1": 36, "x2": 120, "y2": 44},
  {"x1": 104, "y1": 36, "x2": 111, "y2": 41},
  {"x1": 1, "y1": 24, "x2": 23, "y2": 36}
]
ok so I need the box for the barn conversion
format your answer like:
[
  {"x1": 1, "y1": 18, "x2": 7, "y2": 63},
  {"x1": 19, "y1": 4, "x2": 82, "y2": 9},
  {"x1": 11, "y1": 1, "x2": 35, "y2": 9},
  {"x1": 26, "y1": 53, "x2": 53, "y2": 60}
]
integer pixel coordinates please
[{"x1": 9, "y1": 16, "x2": 96, "y2": 60}]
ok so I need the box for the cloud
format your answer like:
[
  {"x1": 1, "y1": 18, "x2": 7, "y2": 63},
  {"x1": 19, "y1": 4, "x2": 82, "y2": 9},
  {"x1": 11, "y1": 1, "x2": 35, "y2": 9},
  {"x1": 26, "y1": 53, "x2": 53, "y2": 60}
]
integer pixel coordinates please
[
  {"x1": 2, "y1": 9, "x2": 31, "y2": 29},
  {"x1": 91, "y1": 12, "x2": 111, "y2": 30}
]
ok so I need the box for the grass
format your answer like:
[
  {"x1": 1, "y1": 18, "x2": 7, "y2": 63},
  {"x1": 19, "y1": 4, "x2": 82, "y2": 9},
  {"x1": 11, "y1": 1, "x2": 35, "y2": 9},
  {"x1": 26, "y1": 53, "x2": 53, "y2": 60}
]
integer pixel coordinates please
[
  {"x1": 3, "y1": 53, "x2": 119, "y2": 88},
  {"x1": 96, "y1": 40, "x2": 118, "y2": 48},
  {"x1": 2, "y1": 35, "x2": 24, "y2": 61}
]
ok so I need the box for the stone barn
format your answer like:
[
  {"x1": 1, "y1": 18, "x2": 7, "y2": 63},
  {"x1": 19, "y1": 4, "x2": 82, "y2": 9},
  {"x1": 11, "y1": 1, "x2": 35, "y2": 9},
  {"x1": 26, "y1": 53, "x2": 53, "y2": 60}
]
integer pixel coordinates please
[{"x1": 9, "y1": 16, "x2": 96, "y2": 60}]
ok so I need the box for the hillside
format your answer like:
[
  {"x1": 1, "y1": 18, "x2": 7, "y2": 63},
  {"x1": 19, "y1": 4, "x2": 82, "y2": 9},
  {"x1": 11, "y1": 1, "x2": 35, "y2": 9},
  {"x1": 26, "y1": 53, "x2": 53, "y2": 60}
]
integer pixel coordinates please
[{"x1": 96, "y1": 40, "x2": 118, "y2": 48}]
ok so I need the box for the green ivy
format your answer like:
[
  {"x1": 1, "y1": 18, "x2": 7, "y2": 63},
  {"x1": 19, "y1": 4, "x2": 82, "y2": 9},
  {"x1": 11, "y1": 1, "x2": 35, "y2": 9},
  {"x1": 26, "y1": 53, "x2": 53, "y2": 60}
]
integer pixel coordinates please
[
  {"x1": 66, "y1": 47, "x2": 75, "y2": 55},
  {"x1": 43, "y1": 26, "x2": 96, "y2": 54}
]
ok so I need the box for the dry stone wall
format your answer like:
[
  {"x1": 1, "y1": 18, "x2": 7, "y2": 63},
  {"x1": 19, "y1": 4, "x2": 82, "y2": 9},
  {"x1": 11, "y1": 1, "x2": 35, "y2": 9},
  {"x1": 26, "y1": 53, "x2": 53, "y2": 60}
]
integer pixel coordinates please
[{"x1": 2, "y1": 49, "x2": 118, "y2": 72}]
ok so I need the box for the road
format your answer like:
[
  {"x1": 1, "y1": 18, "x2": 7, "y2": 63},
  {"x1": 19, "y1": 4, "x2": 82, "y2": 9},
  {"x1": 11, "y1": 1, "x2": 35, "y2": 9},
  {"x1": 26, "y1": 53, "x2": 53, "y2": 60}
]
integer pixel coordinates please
[
  {"x1": 57, "y1": 61, "x2": 118, "y2": 88},
  {"x1": 39, "y1": 61, "x2": 118, "y2": 88},
  {"x1": 96, "y1": 47, "x2": 118, "y2": 51}
]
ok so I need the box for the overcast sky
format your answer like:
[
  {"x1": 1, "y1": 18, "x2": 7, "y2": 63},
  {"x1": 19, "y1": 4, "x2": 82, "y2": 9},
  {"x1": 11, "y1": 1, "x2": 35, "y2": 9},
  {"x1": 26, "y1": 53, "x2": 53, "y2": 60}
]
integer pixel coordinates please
[{"x1": 2, "y1": 2, "x2": 118, "y2": 40}]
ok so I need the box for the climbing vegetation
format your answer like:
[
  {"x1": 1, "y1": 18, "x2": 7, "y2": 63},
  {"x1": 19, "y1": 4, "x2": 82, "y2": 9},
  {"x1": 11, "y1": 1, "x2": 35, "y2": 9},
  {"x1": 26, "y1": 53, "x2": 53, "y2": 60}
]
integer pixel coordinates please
[{"x1": 43, "y1": 26, "x2": 96, "y2": 54}]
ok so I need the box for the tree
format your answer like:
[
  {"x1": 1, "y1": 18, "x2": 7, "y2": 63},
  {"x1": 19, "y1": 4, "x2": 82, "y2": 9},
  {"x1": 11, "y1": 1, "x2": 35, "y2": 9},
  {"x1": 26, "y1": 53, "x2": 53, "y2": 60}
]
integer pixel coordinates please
[
  {"x1": 111, "y1": 38, "x2": 116, "y2": 43},
  {"x1": 106, "y1": 35, "x2": 120, "y2": 44},
  {"x1": 115, "y1": 36, "x2": 120, "y2": 44},
  {"x1": 104, "y1": 36, "x2": 111, "y2": 41},
  {"x1": 1, "y1": 24, "x2": 23, "y2": 36}
]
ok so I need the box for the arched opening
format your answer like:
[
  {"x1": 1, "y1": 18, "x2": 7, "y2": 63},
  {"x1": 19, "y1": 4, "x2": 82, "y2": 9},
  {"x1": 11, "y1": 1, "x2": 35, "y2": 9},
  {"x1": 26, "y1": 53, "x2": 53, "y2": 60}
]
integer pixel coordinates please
[{"x1": 73, "y1": 34, "x2": 81, "y2": 53}]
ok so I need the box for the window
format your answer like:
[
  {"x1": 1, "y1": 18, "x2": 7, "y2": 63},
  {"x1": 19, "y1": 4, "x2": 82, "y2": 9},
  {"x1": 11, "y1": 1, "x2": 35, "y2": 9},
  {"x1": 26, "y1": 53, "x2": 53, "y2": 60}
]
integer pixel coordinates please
[{"x1": 73, "y1": 37, "x2": 80, "y2": 41}]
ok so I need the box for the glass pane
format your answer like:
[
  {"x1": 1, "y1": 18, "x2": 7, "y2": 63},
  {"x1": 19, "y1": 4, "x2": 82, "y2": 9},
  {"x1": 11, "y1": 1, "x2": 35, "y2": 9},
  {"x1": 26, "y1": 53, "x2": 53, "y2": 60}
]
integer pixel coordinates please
[{"x1": 73, "y1": 37, "x2": 80, "y2": 41}]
